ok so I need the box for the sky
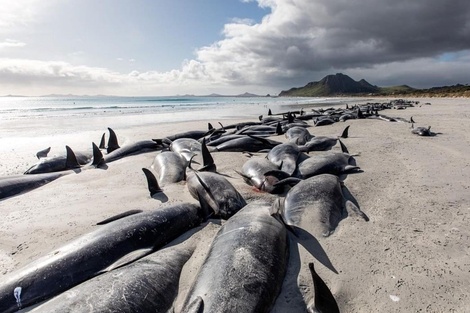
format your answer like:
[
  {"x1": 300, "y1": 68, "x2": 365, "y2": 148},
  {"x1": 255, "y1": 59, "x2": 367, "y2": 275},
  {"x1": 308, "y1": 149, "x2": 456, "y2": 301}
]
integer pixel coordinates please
[{"x1": 1, "y1": 0, "x2": 469, "y2": 96}]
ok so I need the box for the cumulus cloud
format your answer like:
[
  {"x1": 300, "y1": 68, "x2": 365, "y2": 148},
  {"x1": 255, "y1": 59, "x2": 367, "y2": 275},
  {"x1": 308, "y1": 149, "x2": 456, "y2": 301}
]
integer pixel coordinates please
[
  {"x1": 0, "y1": 39, "x2": 26, "y2": 50},
  {"x1": 0, "y1": 58, "x2": 217, "y2": 95},
  {"x1": 1, "y1": 0, "x2": 470, "y2": 95}
]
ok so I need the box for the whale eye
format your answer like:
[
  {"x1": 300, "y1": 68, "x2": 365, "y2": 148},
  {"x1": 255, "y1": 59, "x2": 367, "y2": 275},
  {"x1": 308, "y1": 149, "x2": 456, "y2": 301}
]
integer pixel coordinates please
[{"x1": 14, "y1": 287, "x2": 22, "y2": 308}]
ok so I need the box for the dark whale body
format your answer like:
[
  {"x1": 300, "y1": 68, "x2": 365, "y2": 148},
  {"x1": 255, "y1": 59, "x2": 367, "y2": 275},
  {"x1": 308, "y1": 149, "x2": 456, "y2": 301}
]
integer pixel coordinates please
[
  {"x1": 0, "y1": 203, "x2": 203, "y2": 312},
  {"x1": 180, "y1": 201, "x2": 288, "y2": 313}
]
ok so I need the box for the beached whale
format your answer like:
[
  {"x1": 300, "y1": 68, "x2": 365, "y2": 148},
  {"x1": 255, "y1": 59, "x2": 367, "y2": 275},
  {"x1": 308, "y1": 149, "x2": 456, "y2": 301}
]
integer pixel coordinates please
[
  {"x1": 179, "y1": 201, "x2": 288, "y2": 313},
  {"x1": 28, "y1": 230, "x2": 200, "y2": 313},
  {"x1": 297, "y1": 150, "x2": 360, "y2": 179},
  {"x1": 411, "y1": 124, "x2": 434, "y2": 136},
  {"x1": 300, "y1": 126, "x2": 350, "y2": 152},
  {"x1": 280, "y1": 174, "x2": 368, "y2": 237},
  {"x1": 238, "y1": 157, "x2": 290, "y2": 194},
  {"x1": 285, "y1": 126, "x2": 313, "y2": 145},
  {"x1": 211, "y1": 135, "x2": 281, "y2": 152},
  {"x1": 267, "y1": 142, "x2": 302, "y2": 176},
  {"x1": 24, "y1": 146, "x2": 92, "y2": 174},
  {"x1": 0, "y1": 203, "x2": 204, "y2": 313},
  {"x1": 1, "y1": 144, "x2": 104, "y2": 200},
  {"x1": 150, "y1": 151, "x2": 188, "y2": 186},
  {"x1": 101, "y1": 128, "x2": 161, "y2": 163},
  {"x1": 0, "y1": 172, "x2": 69, "y2": 201},
  {"x1": 187, "y1": 171, "x2": 246, "y2": 219}
]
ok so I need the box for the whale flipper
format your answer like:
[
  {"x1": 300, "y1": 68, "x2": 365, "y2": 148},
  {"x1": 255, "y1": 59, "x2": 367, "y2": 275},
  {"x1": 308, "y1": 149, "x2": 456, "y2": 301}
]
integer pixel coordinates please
[
  {"x1": 308, "y1": 262, "x2": 340, "y2": 313},
  {"x1": 96, "y1": 210, "x2": 144, "y2": 225}
]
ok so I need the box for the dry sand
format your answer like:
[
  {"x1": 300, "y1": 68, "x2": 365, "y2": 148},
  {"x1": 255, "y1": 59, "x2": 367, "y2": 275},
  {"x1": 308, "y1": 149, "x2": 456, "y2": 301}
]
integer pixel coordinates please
[{"x1": 0, "y1": 97, "x2": 469, "y2": 312}]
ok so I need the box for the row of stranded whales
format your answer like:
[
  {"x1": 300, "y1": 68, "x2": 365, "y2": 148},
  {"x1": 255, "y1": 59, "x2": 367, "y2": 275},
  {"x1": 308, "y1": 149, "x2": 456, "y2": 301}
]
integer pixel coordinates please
[
  {"x1": 0, "y1": 143, "x2": 105, "y2": 200},
  {"x1": 0, "y1": 203, "x2": 207, "y2": 313},
  {"x1": 1, "y1": 99, "x2": 437, "y2": 312},
  {"x1": 28, "y1": 225, "x2": 211, "y2": 313},
  {"x1": 0, "y1": 127, "x2": 168, "y2": 201}
]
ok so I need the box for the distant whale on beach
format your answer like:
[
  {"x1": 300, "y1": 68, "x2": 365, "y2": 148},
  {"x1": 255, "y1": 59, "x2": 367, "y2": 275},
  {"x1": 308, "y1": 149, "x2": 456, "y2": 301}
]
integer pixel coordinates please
[
  {"x1": 24, "y1": 145, "x2": 94, "y2": 174},
  {"x1": 1, "y1": 143, "x2": 104, "y2": 200}
]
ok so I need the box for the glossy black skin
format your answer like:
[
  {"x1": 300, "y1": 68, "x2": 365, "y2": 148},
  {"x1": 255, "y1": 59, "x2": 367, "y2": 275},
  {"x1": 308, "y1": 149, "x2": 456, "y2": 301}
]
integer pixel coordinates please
[
  {"x1": 302, "y1": 136, "x2": 338, "y2": 152},
  {"x1": 180, "y1": 201, "x2": 288, "y2": 313},
  {"x1": 267, "y1": 142, "x2": 301, "y2": 176},
  {"x1": 213, "y1": 136, "x2": 281, "y2": 152},
  {"x1": 29, "y1": 243, "x2": 195, "y2": 313},
  {"x1": 0, "y1": 172, "x2": 69, "y2": 200},
  {"x1": 285, "y1": 127, "x2": 313, "y2": 145},
  {"x1": 187, "y1": 171, "x2": 246, "y2": 219},
  {"x1": 240, "y1": 158, "x2": 288, "y2": 194},
  {"x1": 103, "y1": 140, "x2": 161, "y2": 163},
  {"x1": 24, "y1": 151, "x2": 90, "y2": 174},
  {"x1": 0, "y1": 203, "x2": 202, "y2": 313},
  {"x1": 298, "y1": 152, "x2": 359, "y2": 178}
]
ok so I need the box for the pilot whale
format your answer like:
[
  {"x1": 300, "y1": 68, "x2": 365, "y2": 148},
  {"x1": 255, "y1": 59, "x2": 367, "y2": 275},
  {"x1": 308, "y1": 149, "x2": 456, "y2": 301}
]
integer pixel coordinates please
[
  {"x1": 179, "y1": 201, "x2": 288, "y2": 313},
  {"x1": 0, "y1": 203, "x2": 204, "y2": 312}
]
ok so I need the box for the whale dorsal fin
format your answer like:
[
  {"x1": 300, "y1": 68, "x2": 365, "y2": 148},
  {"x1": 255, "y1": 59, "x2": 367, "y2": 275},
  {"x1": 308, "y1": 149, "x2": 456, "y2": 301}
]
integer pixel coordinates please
[
  {"x1": 142, "y1": 168, "x2": 163, "y2": 196},
  {"x1": 199, "y1": 138, "x2": 216, "y2": 172},
  {"x1": 107, "y1": 127, "x2": 120, "y2": 153},
  {"x1": 65, "y1": 146, "x2": 81, "y2": 169},
  {"x1": 340, "y1": 125, "x2": 350, "y2": 139},
  {"x1": 338, "y1": 139, "x2": 349, "y2": 154},
  {"x1": 99, "y1": 133, "x2": 106, "y2": 149},
  {"x1": 91, "y1": 142, "x2": 105, "y2": 167}
]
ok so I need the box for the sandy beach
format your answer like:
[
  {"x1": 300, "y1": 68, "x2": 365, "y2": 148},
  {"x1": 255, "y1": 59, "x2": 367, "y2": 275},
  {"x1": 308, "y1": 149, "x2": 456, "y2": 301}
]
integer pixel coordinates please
[{"x1": 1, "y1": 97, "x2": 469, "y2": 312}]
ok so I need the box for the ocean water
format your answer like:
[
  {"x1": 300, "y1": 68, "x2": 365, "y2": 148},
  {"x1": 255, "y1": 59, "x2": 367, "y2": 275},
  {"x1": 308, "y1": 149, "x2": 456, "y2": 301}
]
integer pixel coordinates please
[
  {"x1": 0, "y1": 95, "x2": 347, "y2": 121},
  {"x1": 0, "y1": 95, "x2": 353, "y2": 175}
]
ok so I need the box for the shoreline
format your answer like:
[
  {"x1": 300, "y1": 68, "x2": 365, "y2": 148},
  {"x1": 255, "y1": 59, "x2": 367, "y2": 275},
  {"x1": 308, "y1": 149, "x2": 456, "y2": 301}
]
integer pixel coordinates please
[{"x1": 1, "y1": 97, "x2": 469, "y2": 312}]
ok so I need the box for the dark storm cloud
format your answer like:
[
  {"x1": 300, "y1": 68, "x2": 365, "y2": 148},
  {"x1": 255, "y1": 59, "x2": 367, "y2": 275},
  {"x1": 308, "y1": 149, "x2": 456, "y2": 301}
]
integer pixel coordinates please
[{"x1": 196, "y1": 0, "x2": 470, "y2": 88}]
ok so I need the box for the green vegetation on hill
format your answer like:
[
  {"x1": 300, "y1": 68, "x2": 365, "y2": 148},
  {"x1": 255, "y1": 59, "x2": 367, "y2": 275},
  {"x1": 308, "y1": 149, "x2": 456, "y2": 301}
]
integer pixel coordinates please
[{"x1": 279, "y1": 73, "x2": 470, "y2": 97}]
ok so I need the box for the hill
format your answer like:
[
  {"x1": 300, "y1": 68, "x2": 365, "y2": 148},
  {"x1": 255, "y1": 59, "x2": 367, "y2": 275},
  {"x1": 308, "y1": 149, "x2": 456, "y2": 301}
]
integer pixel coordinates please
[
  {"x1": 279, "y1": 73, "x2": 470, "y2": 97},
  {"x1": 279, "y1": 73, "x2": 379, "y2": 96}
]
